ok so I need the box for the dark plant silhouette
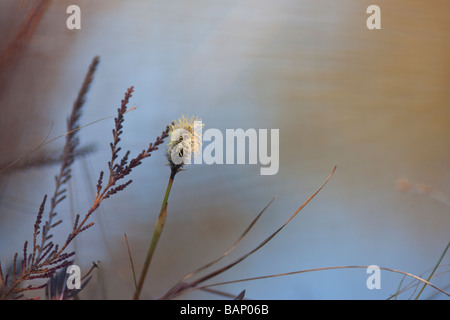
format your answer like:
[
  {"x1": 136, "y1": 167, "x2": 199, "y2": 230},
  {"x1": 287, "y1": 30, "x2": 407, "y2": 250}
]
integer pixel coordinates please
[{"x1": 0, "y1": 55, "x2": 170, "y2": 300}]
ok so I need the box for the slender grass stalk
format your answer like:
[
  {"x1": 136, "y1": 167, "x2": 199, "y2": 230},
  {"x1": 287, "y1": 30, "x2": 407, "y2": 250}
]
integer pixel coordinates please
[
  {"x1": 386, "y1": 264, "x2": 450, "y2": 300},
  {"x1": 391, "y1": 274, "x2": 406, "y2": 300},
  {"x1": 133, "y1": 115, "x2": 201, "y2": 300},
  {"x1": 124, "y1": 233, "x2": 138, "y2": 291},
  {"x1": 179, "y1": 265, "x2": 450, "y2": 299},
  {"x1": 415, "y1": 240, "x2": 450, "y2": 300},
  {"x1": 160, "y1": 166, "x2": 336, "y2": 300},
  {"x1": 133, "y1": 176, "x2": 174, "y2": 300}
]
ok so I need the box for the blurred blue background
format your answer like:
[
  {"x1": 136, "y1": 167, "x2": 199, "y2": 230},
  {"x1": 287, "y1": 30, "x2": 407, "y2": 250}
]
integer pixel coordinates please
[{"x1": 0, "y1": 0, "x2": 449, "y2": 299}]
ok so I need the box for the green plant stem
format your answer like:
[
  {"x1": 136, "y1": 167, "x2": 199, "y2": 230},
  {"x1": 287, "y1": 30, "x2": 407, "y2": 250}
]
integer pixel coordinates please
[
  {"x1": 124, "y1": 233, "x2": 138, "y2": 291},
  {"x1": 414, "y1": 240, "x2": 450, "y2": 300},
  {"x1": 133, "y1": 176, "x2": 174, "y2": 300}
]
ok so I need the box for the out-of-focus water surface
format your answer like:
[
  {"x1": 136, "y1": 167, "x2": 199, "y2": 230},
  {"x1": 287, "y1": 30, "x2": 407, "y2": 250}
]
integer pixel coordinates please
[{"x1": 0, "y1": 0, "x2": 449, "y2": 299}]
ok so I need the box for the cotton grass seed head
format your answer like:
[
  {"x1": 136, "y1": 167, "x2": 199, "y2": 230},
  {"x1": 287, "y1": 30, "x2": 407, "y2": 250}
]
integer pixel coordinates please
[{"x1": 166, "y1": 115, "x2": 203, "y2": 176}]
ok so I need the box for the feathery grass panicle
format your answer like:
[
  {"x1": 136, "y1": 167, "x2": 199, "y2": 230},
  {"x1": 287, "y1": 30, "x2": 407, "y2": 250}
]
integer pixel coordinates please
[
  {"x1": 45, "y1": 262, "x2": 97, "y2": 300},
  {"x1": 35, "y1": 56, "x2": 100, "y2": 266},
  {"x1": 0, "y1": 56, "x2": 99, "y2": 299},
  {"x1": 0, "y1": 57, "x2": 170, "y2": 299},
  {"x1": 97, "y1": 86, "x2": 170, "y2": 201}
]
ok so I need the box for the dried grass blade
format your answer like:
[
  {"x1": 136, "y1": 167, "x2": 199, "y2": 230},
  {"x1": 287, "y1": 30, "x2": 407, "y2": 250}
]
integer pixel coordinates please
[
  {"x1": 414, "y1": 240, "x2": 450, "y2": 300},
  {"x1": 192, "y1": 265, "x2": 450, "y2": 298},
  {"x1": 187, "y1": 166, "x2": 337, "y2": 290},
  {"x1": 160, "y1": 196, "x2": 277, "y2": 300},
  {"x1": 124, "y1": 233, "x2": 138, "y2": 290},
  {"x1": 185, "y1": 196, "x2": 277, "y2": 281},
  {"x1": 199, "y1": 287, "x2": 246, "y2": 300}
]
